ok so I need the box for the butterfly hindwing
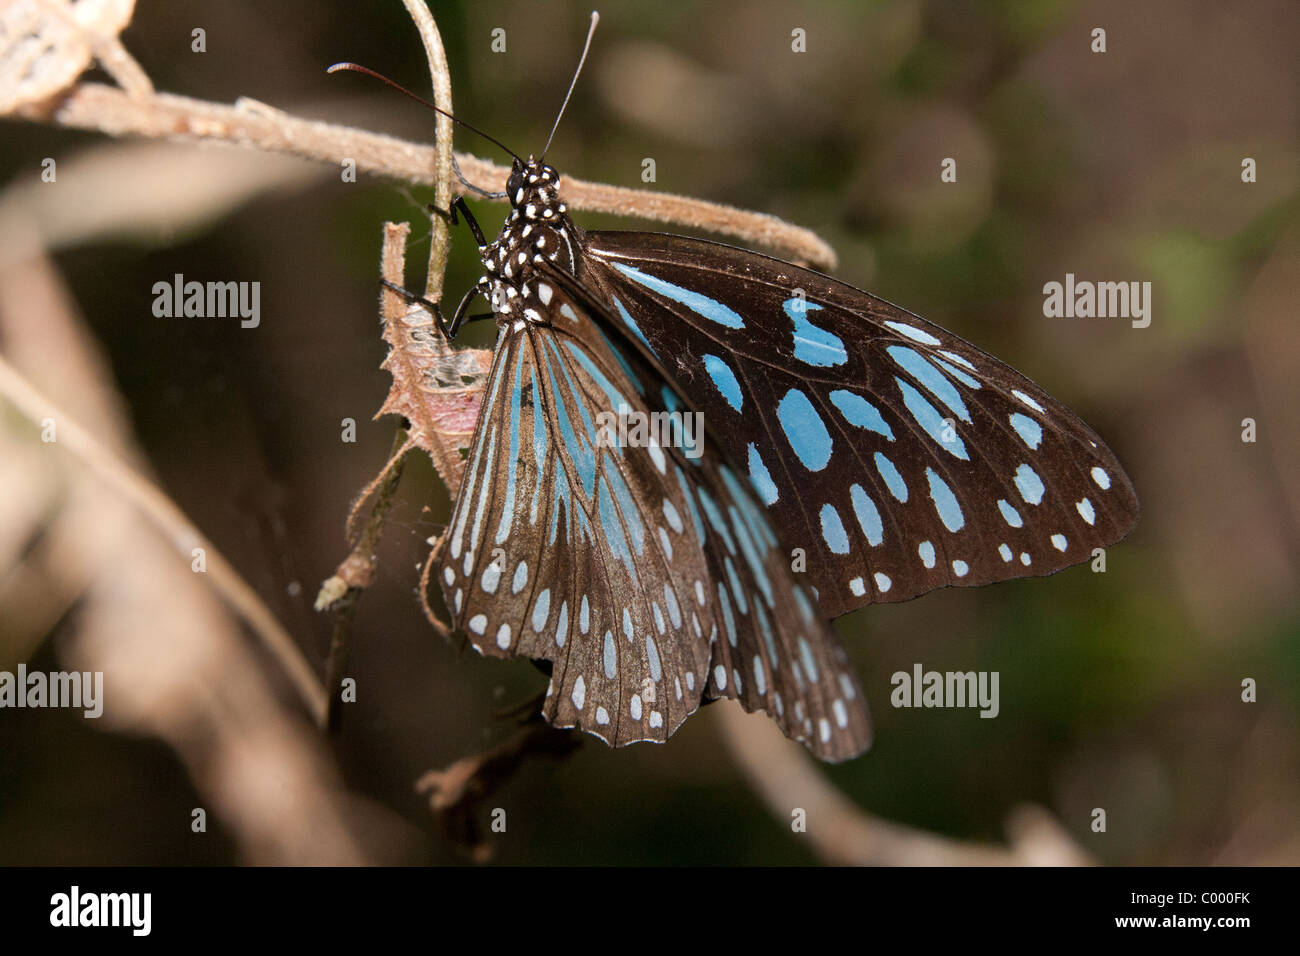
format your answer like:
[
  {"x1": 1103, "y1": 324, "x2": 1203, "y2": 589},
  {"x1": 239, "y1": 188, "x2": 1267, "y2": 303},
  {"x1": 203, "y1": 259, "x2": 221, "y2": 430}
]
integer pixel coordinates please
[
  {"x1": 436, "y1": 284, "x2": 871, "y2": 761},
  {"x1": 582, "y1": 231, "x2": 1140, "y2": 619}
]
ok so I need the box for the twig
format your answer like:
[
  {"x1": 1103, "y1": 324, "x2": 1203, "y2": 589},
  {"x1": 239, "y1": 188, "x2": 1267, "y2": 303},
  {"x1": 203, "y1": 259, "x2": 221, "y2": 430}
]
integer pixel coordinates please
[
  {"x1": 402, "y1": 0, "x2": 455, "y2": 298},
  {"x1": 319, "y1": 427, "x2": 411, "y2": 735},
  {"x1": 0, "y1": 353, "x2": 328, "y2": 726},
  {"x1": 13, "y1": 83, "x2": 837, "y2": 270},
  {"x1": 416, "y1": 709, "x2": 582, "y2": 862},
  {"x1": 715, "y1": 702, "x2": 1093, "y2": 865}
]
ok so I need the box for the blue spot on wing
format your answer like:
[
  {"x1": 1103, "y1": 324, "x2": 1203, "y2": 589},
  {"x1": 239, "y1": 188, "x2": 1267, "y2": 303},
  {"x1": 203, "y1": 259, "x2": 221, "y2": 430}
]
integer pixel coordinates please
[
  {"x1": 546, "y1": 338, "x2": 604, "y2": 451},
  {"x1": 754, "y1": 602, "x2": 779, "y2": 668},
  {"x1": 493, "y1": 354, "x2": 524, "y2": 545},
  {"x1": 776, "y1": 388, "x2": 833, "y2": 471},
  {"x1": 885, "y1": 320, "x2": 940, "y2": 345},
  {"x1": 563, "y1": 340, "x2": 629, "y2": 414},
  {"x1": 829, "y1": 389, "x2": 894, "y2": 440},
  {"x1": 1014, "y1": 463, "x2": 1045, "y2": 505},
  {"x1": 703, "y1": 354, "x2": 744, "y2": 412},
  {"x1": 596, "y1": 475, "x2": 639, "y2": 585},
  {"x1": 596, "y1": 326, "x2": 645, "y2": 394},
  {"x1": 723, "y1": 556, "x2": 748, "y2": 614},
  {"x1": 610, "y1": 294, "x2": 658, "y2": 357},
  {"x1": 721, "y1": 465, "x2": 779, "y2": 550},
  {"x1": 1009, "y1": 412, "x2": 1043, "y2": 449},
  {"x1": 747, "y1": 443, "x2": 779, "y2": 505},
  {"x1": 717, "y1": 584, "x2": 737, "y2": 647},
  {"x1": 819, "y1": 503, "x2": 850, "y2": 554},
  {"x1": 611, "y1": 261, "x2": 745, "y2": 329},
  {"x1": 783, "y1": 299, "x2": 846, "y2": 367},
  {"x1": 925, "y1": 467, "x2": 965, "y2": 532},
  {"x1": 887, "y1": 346, "x2": 970, "y2": 422},
  {"x1": 604, "y1": 457, "x2": 646, "y2": 556},
  {"x1": 529, "y1": 361, "x2": 547, "y2": 525},
  {"x1": 998, "y1": 498, "x2": 1023, "y2": 527},
  {"x1": 940, "y1": 349, "x2": 976, "y2": 371},
  {"x1": 540, "y1": 344, "x2": 596, "y2": 497},
  {"x1": 874, "y1": 452, "x2": 908, "y2": 502},
  {"x1": 725, "y1": 500, "x2": 774, "y2": 607},
  {"x1": 696, "y1": 485, "x2": 737, "y2": 554},
  {"x1": 603, "y1": 632, "x2": 616, "y2": 678},
  {"x1": 896, "y1": 378, "x2": 970, "y2": 460},
  {"x1": 935, "y1": 357, "x2": 980, "y2": 389},
  {"x1": 849, "y1": 484, "x2": 883, "y2": 546},
  {"x1": 531, "y1": 589, "x2": 551, "y2": 632},
  {"x1": 674, "y1": 466, "x2": 706, "y2": 547}
]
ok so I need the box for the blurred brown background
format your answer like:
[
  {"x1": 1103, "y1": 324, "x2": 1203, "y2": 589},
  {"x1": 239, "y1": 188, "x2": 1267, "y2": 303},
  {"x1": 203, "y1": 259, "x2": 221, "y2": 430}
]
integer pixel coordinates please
[{"x1": 0, "y1": 0, "x2": 1296, "y2": 865}]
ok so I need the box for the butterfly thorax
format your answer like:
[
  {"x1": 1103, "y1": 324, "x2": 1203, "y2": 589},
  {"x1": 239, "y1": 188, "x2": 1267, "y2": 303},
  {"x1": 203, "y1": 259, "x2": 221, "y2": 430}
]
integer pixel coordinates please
[{"x1": 480, "y1": 156, "x2": 579, "y2": 328}]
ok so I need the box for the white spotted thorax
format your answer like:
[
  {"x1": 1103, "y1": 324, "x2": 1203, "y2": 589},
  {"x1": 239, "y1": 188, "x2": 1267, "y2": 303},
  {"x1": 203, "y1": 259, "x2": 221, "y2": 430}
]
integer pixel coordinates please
[{"x1": 481, "y1": 156, "x2": 577, "y2": 331}]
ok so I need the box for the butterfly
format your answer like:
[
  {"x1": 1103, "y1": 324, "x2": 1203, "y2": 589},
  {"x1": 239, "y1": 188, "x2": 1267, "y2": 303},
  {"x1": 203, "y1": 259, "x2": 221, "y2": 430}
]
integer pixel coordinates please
[{"x1": 360, "y1": 25, "x2": 1139, "y2": 763}]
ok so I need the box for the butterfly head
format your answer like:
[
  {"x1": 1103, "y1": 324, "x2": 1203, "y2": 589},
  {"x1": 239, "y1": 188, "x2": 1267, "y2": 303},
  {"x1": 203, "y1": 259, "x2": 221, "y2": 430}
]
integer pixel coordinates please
[
  {"x1": 503, "y1": 155, "x2": 567, "y2": 223},
  {"x1": 481, "y1": 156, "x2": 578, "y2": 323}
]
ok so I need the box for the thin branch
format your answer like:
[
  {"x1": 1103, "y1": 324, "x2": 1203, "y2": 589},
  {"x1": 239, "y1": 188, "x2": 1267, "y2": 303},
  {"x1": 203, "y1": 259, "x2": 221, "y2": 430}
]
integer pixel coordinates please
[
  {"x1": 319, "y1": 426, "x2": 411, "y2": 735},
  {"x1": 0, "y1": 353, "x2": 328, "y2": 725},
  {"x1": 402, "y1": 0, "x2": 455, "y2": 299},
  {"x1": 715, "y1": 702, "x2": 1093, "y2": 866},
  {"x1": 85, "y1": 23, "x2": 152, "y2": 98},
  {"x1": 12, "y1": 83, "x2": 837, "y2": 270}
]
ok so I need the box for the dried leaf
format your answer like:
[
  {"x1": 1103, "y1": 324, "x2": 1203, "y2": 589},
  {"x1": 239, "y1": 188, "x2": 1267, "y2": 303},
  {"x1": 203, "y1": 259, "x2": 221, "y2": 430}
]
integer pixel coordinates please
[{"x1": 375, "y1": 222, "x2": 490, "y2": 498}]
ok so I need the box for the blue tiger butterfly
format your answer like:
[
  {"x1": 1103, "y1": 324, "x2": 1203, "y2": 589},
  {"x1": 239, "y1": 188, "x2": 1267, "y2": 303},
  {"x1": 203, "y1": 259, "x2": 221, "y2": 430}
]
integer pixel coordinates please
[{"x1": 344, "y1": 16, "x2": 1138, "y2": 762}]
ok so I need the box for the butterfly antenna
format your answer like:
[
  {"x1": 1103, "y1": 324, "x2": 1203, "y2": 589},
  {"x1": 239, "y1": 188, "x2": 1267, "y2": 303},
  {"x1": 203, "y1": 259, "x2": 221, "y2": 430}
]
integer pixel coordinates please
[
  {"x1": 453, "y1": 153, "x2": 508, "y2": 199},
  {"x1": 541, "y1": 10, "x2": 600, "y2": 161},
  {"x1": 327, "y1": 62, "x2": 523, "y2": 163}
]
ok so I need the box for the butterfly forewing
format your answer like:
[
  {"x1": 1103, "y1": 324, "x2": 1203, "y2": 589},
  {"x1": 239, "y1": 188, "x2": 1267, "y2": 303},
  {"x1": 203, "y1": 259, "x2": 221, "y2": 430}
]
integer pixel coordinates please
[
  {"x1": 582, "y1": 232, "x2": 1140, "y2": 619},
  {"x1": 436, "y1": 283, "x2": 871, "y2": 761}
]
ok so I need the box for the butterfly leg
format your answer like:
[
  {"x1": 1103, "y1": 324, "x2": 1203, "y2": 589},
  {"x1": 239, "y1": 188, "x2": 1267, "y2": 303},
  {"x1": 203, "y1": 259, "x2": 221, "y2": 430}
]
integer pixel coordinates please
[
  {"x1": 427, "y1": 196, "x2": 487, "y2": 248},
  {"x1": 379, "y1": 279, "x2": 486, "y2": 341}
]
